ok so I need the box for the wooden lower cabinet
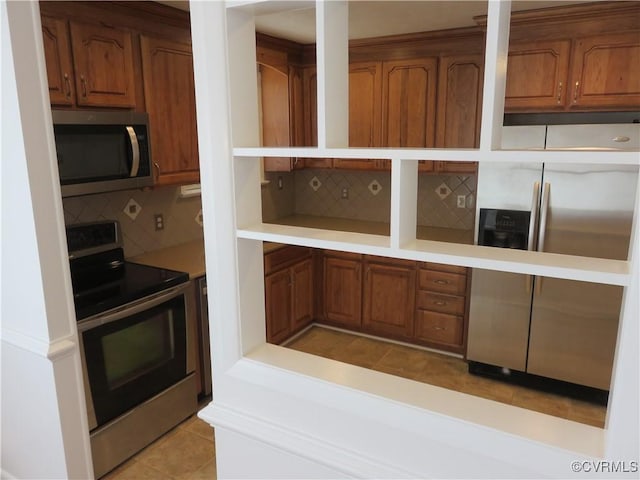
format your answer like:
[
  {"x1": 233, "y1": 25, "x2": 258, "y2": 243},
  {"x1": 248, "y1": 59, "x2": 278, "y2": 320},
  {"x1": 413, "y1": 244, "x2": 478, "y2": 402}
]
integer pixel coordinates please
[
  {"x1": 265, "y1": 248, "x2": 469, "y2": 353},
  {"x1": 414, "y1": 262, "x2": 469, "y2": 354},
  {"x1": 264, "y1": 246, "x2": 313, "y2": 344},
  {"x1": 362, "y1": 259, "x2": 416, "y2": 338},
  {"x1": 323, "y1": 253, "x2": 363, "y2": 328}
]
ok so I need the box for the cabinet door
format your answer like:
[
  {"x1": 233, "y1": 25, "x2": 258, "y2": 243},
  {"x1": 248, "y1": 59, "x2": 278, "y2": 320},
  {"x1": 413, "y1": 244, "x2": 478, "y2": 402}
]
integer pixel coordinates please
[
  {"x1": 362, "y1": 262, "x2": 416, "y2": 338},
  {"x1": 289, "y1": 65, "x2": 305, "y2": 170},
  {"x1": 140, "y1": 36, "x2": 199, "y2": 186},
  {"x1": 41, "y1": 16, "x2": 74, "y2": 106},
  {"x1": 291, "y1": 259, "x2": 313, "y2": 331},
  {"x1": 265, "y1": 269, "x2": 292, "y2": 344},
  {"x1": 382, "y1": 58, "x2": 438, "y2": 148},
  {"x1": 69, "y1": 21, "x2": 136, "y2": 107},
  {"x1": 569, "y1": 32, "x2": 640, "y2": 110},
  {"x1": 259, "y1": 63, "x2": 293, "y2": 171},
  {"x1": 434, "y1": 54, "x2": 483, "y2": 175},
  {"x1": 302, "y1": 67, "x2": 333, "y2": 168},
  {"x1": 349, "y1": 62, "x2": 382, "y2": 148},
  {"x1": 324, "y1": 256, "x2": 362, "y2": 328},
  {"x1": 505, "y1": 39, "x2": 571, "y2": 111}
]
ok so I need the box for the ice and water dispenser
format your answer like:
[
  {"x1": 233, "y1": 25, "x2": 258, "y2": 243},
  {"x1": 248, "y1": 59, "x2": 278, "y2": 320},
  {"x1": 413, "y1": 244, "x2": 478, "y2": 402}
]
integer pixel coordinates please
[{"x1": 477, "y1": 209, "x2": 530, "y2": 249}]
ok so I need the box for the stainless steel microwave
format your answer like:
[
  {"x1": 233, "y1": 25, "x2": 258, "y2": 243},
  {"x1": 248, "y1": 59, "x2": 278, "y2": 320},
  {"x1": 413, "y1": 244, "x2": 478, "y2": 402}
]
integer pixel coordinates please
[{"x1": 52, "y1": 110, "x2": 154, "y2": 197}]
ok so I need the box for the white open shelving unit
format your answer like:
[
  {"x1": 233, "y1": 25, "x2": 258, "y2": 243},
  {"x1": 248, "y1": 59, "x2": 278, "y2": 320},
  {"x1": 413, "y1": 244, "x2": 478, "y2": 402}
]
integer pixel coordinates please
[{"x1": 192, "y1": 0, "x2": 640, "y2": 476}]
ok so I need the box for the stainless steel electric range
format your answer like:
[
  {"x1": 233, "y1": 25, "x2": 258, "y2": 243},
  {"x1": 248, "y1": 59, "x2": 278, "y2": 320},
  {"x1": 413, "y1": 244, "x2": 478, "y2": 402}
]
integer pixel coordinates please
[{"x1": 67, "y1": 221, "x2": 197, "y2": 478}]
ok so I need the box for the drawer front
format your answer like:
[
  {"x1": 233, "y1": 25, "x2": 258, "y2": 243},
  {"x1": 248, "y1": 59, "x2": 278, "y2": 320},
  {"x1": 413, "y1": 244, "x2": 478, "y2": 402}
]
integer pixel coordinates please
[
  {"x1": 415, "y1": 310, "x2": 464, "y2": 346},
  {"x1": 265, "y1": 246, "x2": 311, "y2": 274},
  {"x1": 416, "y1": 291, "x2": 465, "y2": 316},
  {"x1": 418, "y1": 270, "x2": 466, "y2": 295},
  {"x1": 419, "y1": 262, "x2": 467, "y2": 275}
]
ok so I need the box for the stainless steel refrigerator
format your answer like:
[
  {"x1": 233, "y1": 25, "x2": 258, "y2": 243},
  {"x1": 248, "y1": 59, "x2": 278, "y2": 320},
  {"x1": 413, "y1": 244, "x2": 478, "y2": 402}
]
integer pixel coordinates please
[{"x1": 467, "y1": 123, "x2": 639, "y2": 391}]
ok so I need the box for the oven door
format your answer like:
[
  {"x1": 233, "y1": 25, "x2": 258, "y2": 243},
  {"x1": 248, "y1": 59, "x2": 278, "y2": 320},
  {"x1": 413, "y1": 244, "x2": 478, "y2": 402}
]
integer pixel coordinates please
[{"x1": 78, "y1": 283, "x2": 191, "y2": 430}]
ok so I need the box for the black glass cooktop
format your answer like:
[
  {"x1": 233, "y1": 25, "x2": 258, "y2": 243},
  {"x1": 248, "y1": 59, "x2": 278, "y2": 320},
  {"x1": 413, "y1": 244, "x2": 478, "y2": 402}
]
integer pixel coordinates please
[
  {"x1": 72, "y1": 258, "x2": 189, "y2": 321},
  {"x1": 67, "y1": 221, "x2": 190, "y2": 321}
]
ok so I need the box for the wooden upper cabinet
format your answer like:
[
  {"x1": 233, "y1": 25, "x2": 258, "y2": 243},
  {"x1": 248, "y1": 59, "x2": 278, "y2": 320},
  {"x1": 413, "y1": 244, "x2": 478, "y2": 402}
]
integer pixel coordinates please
[
  {"x1": 434, "y1": 54, "x2": 483, "y2": 174},
  {"x1": 140, "y1": 35, "x2": 199, "y2": 186},
  {"x1": 505, "y1": 39, "x2": 571, "y2": 111},
  {"x1": 570, "y1": 32, "x2": 640, "y2": 110},
  {"x1": 349, "y1": 62, "x2": 382, "y2": 148},
  {"x1": 382, "y1": 58, "x2": 438, "y2": 148},
  {"x1": 436, "y1": 55, "x2": 483, "y2": 149},
  {"x1": 69, "y1": 21, "x2": 136, "y2": 108},
  {"x1": 41, "y1": 16, "x2": 74, "y2": 105},
  {"x1": 258, "y1": 45, "x2": 300, "y2": 172}
]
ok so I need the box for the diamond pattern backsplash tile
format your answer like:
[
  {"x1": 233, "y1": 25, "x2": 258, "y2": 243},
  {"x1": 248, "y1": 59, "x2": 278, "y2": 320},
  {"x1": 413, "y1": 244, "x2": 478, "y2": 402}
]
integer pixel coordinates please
[
  {"x1": 294, "y1": 169, "x2": 391, "y2": 222},
  {"x1": 265, "y1": 170, "x2": 476, "y2": 230},
  {"x1": 417, "y1": 174, "x2": 476, "y2": 230},
  {"x1": 63, "y1": 186, "x2": 204, "y2": 257}
]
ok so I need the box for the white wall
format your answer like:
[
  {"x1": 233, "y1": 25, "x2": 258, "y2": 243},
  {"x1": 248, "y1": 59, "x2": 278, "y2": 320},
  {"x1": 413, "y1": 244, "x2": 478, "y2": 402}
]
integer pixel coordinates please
[{"x1": 1, "y1": 2, "x2": 92, "y2": 478}]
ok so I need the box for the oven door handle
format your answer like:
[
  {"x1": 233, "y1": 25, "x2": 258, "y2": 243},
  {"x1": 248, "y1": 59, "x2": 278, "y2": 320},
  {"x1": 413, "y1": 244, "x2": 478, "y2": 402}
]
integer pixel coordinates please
[{"x1": 77, "y1": 283, "x2": 189, "y2": 332}]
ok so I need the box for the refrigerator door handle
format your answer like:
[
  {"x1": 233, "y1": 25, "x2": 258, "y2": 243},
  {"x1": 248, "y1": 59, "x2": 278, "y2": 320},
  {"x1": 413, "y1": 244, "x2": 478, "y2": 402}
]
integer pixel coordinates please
[
  {"x1": 526, "y1": 181, "x2": 541, "y2": 293},
  {"x1": 535, "y1": 182, "x2": 551, "y2": 295}
]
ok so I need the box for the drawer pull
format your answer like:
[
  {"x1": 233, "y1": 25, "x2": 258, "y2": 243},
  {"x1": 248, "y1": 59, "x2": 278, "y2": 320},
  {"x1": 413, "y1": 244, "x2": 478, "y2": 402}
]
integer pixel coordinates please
[
  {"x1": 433, "y1": 326, "x2": 445, "y2": 331},
  {"x1": 434, "y1": 301, "x2": 447, "y2": 306},
  {"x1": 434, "y1": 279, "x2": 449, "y2": 285}
]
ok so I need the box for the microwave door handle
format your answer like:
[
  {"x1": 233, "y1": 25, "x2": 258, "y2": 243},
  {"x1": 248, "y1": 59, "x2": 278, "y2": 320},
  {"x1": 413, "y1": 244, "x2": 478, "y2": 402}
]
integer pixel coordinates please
[{"x1": 126, "y1": 126, "x2": 140, "y2": 177}]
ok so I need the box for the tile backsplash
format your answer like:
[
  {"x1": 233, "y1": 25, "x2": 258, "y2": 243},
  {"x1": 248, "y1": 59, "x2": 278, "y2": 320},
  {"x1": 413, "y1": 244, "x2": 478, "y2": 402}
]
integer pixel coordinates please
[
  {"x1": 63, "y1": 186, "x2": 204, "y2": 257},
  {"x1": 263, "y1": 169, "x2": 476, "y2": 230}
]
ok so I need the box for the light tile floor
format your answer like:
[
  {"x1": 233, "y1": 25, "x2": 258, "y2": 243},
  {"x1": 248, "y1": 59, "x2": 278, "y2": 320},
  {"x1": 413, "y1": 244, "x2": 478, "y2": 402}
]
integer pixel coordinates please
[
  {"x1": 102, "y1": 413, "x2": 216, "y2": 480},
  {"x1": 286, "y1": 326, "x2": 607, "y2": 428},
  {"x1": 103, "y1": 325, "x2": 606, "y2": 478}
]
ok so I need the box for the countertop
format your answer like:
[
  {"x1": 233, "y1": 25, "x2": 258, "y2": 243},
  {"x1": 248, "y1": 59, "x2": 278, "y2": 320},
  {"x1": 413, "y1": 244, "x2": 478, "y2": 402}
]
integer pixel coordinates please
[
  {"x1": 128, "y1": 216, "x2": 472, "y2": 277},
  {"x1": 268, "y1": 214, "x2": 474, "y2": 245},
  {"x1": 128, "y1": 239, "x2": 206, "y2": 279}
]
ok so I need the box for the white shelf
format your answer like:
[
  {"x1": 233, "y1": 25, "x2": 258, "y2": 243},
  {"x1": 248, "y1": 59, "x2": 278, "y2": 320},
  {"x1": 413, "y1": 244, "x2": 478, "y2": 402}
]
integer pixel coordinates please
[
  {"x1": 237, "y1": 223, "x2": 630, "y2": 286},
  {"x1": 233, "y1": 146, "x2": 640, "y2": 165}
]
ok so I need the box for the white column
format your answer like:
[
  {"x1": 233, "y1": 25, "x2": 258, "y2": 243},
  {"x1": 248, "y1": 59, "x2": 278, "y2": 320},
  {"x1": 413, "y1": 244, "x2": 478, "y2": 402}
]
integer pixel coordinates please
[
  {"x1": 1, "y1": 2, "x2": 92, "y2": 478},
  {"x1": 479, "y1": 0, "x2": 511, "y2": 152},
  {"x1": 390, "y1": 159, "x2": 418, "y2": 249},
  {"x1": 316, "y1": 0, "x2": 349, "y2": 148}
]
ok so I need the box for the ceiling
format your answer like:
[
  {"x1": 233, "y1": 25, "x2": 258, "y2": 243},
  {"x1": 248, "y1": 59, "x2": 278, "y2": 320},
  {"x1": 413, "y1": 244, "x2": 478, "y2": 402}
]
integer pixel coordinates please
[{"x1": 159, "y1": 1, "x2": 594, "y2": 44}]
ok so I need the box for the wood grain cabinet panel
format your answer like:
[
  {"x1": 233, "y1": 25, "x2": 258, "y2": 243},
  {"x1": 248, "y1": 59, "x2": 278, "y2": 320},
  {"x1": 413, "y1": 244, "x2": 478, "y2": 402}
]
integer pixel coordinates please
[
  {"x1": 323, "y1": 255, "x2": 362, "y2": 328},
  {"x1": 265, "y1": 269, "x2": 293, "y2": 345},
  {"x1": 362, "y1": 261, "x2": 416, "y2": 338},
  {"x1": 291, "y1": 259, "x2": 313, "y2": 331},
  {"x1": 349, "y1": 61, "x2": 382, "y2": 148},
  {"x1": 140, "y1": 35, "x2": 199, "y2": 186},
  {"x1": 69, "y1": 21, "x2": 136, "y2": 108},
  {"x1": 41, "y1": 16, "x2": 74, "y2": 106},
  {"x1": 264, "y1": 247, "x2": 313, "y2": 344},
  {"x1": 415, "y1": 264, "x2": 469, "y2": 354},
  {"x1": 415, "y1": 311, "x2": 464, "y2": 347},
  {"x1": 382, "y1": 58, "x2": 438, "y2": 149},
  {"x1": 569, "y1": 32, "x2": 640, "y2": 109},
  {"x1": 434, "y1": 54, "x2": 483, "y2": 174},
  {"x1": 505, "y1": 39, "x2": 571, "y2": 111}
]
